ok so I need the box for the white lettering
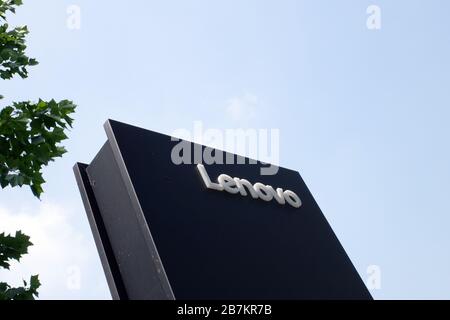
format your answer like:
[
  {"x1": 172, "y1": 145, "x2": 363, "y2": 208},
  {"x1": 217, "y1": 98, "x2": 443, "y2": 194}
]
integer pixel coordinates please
[
  {"x1": 197, "y1": 164, "x2": 301, "y2": 209},
  {"x1": 197, "y1": 164, "x2": 223, "y2": 191},
  {"x1": 218, "y1": 174, "x2": 239, "y2": 194}
]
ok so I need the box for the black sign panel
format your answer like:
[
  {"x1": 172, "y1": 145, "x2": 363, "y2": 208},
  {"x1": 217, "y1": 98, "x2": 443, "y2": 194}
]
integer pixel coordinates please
[{"x1": 74, "y1": 120, "x2": 371, "y2": 300}]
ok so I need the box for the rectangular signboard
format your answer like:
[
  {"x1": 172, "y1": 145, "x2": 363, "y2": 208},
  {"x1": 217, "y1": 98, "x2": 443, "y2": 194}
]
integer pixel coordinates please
[{"x1": 74, "y1": 119, "x2": 371, "y2": 300}]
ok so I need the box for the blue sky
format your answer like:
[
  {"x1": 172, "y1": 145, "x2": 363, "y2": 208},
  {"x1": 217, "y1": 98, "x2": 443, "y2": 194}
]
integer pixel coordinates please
[{"x1": 1, "y1": 0, "x2": 450, "y2": 299}]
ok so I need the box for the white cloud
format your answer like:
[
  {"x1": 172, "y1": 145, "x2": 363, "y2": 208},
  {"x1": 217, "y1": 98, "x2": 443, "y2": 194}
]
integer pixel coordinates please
[
  {"x1": 225, "y1": 93, "x2": 258, "y2": 121},
  {"x1": 0, "y1": 201, "x2": 111, "y2": 300}
]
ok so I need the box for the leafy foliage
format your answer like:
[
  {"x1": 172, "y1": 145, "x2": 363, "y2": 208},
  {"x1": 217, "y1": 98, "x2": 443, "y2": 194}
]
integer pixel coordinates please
[
  {"x1": 0, "y1": 24, "x2": 38, "y2": 80},
  {"x1": 0, "y1": 230, "x2": 31, "y2": 269},
  {"x1": 0, "y1": 0, "x2": 22, "y2": 19},
  {"x1": 0, "y1": 0, "x2": 76, "y2": 300},
  {"x1": 0, "y1": 231, "x2": 40, "y2": 300},
  {"x1": 0, "y1": 0, "x2": 37, "y2": 82},
  {"x1": 0, "y1": 0, "x2": 76, "y2": 198},
  {"x1": 0, "y1": 99, "x2": 76, "y2": 197},
  {"x1": 0, "y1": 274, "x2": 40, "y2": 300}
]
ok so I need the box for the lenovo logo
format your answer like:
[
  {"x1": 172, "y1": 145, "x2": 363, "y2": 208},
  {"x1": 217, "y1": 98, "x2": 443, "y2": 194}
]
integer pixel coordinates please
[{"x1": 197, "y1": 164, "x2": 301, "y2": 209}]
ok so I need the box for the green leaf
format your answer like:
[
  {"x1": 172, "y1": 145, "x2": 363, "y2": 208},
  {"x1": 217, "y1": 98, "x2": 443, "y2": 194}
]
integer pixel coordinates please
[
  {"x1": 0, "y1": 273, "x2": 41, "y2": 300},
  {"x1": 30, "y1": 183, "x2": 43, "y2": 198},
  {"x1": 0, "y1": 1, "x2": 37, "y2": 80},
  {"x1": 30, "y1": 275, "x2": 40, "y2": 291},
  {"x1": 1, "y1": 100, "x2": 76, "y2": 197},
  {"x1": 0, "y1": 231, "x2": 32, "y2": 269},
  {"x1": 31, "y1": 135, "x2": 45, "y2": 145}
]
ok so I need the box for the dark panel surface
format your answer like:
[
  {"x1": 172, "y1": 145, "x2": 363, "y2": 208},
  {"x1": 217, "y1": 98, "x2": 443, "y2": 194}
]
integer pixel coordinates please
[
  {"x1": 86, "y1": 142, "x2": 173, "y2": 300},
  {"x1": 73, "y1": 162, "x2": 127, "y2": 299},
  {"x1": 98, "y1": 119, "x2": 371, "y2": 300}
]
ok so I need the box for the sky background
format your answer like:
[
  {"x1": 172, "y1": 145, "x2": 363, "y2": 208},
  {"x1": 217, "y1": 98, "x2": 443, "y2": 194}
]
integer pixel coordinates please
[{"x1": 1, "y1": 0, "x2": 450, "y2": 299}]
